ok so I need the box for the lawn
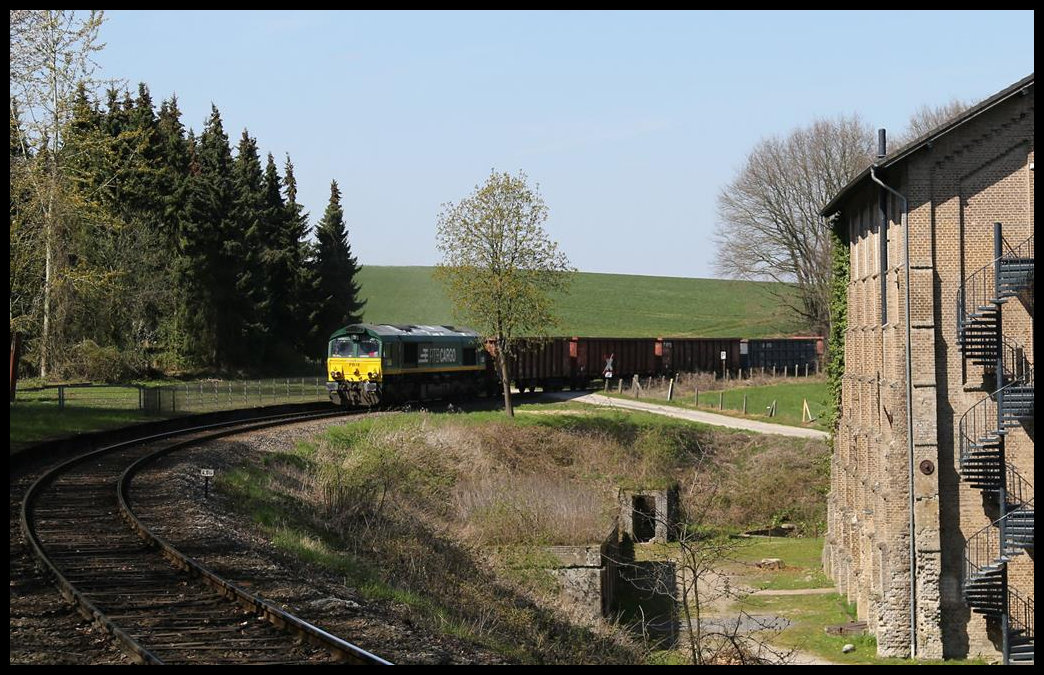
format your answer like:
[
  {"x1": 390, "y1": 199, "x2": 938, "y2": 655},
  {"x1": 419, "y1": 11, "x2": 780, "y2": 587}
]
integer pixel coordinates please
[
  {"x1": 605, "y1": 375, "x2": 831, "y2": 431},
  {"x1": 9, "y1": 401, "x2": 157, "y2": 453},
  {"x1": 715, "y1": 537, "x2": 984, "y2": 665}
]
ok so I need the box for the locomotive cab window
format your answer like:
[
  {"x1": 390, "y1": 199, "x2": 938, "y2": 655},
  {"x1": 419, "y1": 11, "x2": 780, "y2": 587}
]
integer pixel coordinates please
[
  {"x1": 359, "y1": 339, "x2": 380, "y2": 357},
  {"x1": 330, "y1": 338, "x2": 355, "y2": 357}
]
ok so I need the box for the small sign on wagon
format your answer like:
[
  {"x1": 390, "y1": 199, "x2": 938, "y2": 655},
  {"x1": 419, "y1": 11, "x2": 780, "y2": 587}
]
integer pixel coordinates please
[{"x1": 200, "y1": 468, "x2": 215, "y2": 477}]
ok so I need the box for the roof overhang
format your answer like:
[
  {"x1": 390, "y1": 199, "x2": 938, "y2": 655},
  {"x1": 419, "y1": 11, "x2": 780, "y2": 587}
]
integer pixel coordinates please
[{"x1": 820, "y1": 73, "x2": 1034, "y2": 218}]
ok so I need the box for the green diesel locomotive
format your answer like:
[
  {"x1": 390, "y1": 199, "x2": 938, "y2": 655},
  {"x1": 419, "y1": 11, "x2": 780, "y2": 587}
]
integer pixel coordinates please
[{"x1": 326, "y1": 324, "x2": 492, "y2": 406}]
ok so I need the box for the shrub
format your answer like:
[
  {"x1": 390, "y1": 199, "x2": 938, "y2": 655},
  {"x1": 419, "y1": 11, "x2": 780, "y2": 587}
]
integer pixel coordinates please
[{"x1": 64, "y1": 340, "x2": 137, "y2": 382}]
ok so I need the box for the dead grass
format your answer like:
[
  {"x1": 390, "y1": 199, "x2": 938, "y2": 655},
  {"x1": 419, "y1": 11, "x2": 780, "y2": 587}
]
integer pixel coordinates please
[{"x1": 232, "y1": 408, "x2": 830, "y2": 663}]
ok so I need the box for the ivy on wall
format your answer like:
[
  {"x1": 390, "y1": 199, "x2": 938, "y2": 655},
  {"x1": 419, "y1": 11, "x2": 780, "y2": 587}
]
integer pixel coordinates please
[{"x1": 825, "y1": 217, "x2": 849, "y2": 433}]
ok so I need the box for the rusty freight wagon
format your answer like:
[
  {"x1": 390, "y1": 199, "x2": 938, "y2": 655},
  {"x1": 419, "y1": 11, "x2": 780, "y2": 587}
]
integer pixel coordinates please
[
  {"x1": 504, "y1": 337, "x2": 580, "y2": 392},
  {"x1": 660, "y1": 337, "x2": 742, "y2": 376},
  {"x1": 502, "y1": 336, "x2": 663, "y2": 392}
]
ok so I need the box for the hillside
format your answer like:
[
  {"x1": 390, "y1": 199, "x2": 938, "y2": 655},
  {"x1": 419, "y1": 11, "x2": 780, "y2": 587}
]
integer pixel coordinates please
[{"x1": 356, "y1": 266, "x2": 807, "y2": 338}]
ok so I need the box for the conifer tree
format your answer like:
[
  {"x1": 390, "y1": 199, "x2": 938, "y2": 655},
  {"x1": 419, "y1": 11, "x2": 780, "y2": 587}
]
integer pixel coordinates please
[
  {"x1": 231, "y1": 129, "x2": 269, "y2": 367},
  {"x1": 310, "y1": 180, "x2": 365, "y2": 358},
  {"x1": 152, "y1": 95, "x2": 191, "y2": 365},
  {"x1": 178, "y1": 106, "x2": 238, "y2": 369},
  {"x1": 282, "y1": 156, "x2": 317, "y2": 359},
  {"x1": 260, "y1": 153, "x2": 303, "y2": 366}
]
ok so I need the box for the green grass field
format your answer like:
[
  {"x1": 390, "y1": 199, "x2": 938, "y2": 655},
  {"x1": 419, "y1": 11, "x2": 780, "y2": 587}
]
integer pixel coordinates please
[
  {"x1": 716, "y1": 537, "x2": 983, "y2": 665},
  {"x1": 605, "y1": 376, "x2": 831, "y2": 431},
  {"x1": 356, "y1": 266, "x2": 806, "y2": 338}
]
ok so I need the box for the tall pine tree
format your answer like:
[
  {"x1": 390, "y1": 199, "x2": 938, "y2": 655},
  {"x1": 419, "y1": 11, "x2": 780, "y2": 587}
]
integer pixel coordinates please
[
  {"x1": 231, "y1": 129, "x2": 269, "y2": 368},
  {"x1": 283, "y1": 156, "x2": 317, "y2": 360},
  {"x1": 178, "y1": 106, "x2": 239, "y2": 370},
  {"x1": 260, "y1": 153, "x2": 305, "y2": 367},
  {"x1": 310, "y1": 180, "x2": 365, "y2": 358},
  {"x1": 150, "y1": 94, "x2": 191, "y2": 368}
]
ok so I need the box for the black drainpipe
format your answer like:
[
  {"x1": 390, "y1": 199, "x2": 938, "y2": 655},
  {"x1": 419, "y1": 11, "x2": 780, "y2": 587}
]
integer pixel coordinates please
[{"x1": 878, "y1": 129, "x2": 889, "y2": 325}]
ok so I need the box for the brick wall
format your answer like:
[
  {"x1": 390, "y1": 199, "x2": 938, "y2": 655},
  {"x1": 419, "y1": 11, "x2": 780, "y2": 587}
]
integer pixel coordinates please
[{"x1": 824, "y1": 81, "x2": 1034, "y2": 661}]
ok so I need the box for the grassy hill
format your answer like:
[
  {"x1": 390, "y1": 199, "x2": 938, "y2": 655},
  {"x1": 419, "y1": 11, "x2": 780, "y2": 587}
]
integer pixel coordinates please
[{"x1": 356, "y1": 266, "x2": 807, "y2": 338}]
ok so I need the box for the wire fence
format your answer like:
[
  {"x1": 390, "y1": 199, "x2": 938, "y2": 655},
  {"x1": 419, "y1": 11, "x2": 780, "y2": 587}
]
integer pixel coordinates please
[{"x1": 14, "y1": 377, "x2": 331, "y2": 415}]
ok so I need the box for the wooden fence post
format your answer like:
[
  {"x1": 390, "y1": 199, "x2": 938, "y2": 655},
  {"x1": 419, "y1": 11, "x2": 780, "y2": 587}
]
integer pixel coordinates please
[{"x1": 667, "y1": 378, "x2": 674, "y2": 401}]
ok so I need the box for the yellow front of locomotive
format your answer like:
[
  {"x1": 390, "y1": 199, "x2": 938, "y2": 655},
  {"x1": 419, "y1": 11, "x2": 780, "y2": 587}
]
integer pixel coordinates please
[{"x1": 327, "y1": 331, "x2": 383, "y2": 405}]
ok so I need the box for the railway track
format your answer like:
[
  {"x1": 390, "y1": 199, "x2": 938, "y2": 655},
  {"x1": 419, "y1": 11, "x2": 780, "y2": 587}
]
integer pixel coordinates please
[{"x1": 19, "y1": 409, "x2": 393, "y2": 665}]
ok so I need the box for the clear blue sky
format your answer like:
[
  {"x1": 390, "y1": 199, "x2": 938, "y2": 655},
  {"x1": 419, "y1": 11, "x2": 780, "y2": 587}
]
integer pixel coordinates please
[{"x1": 93, "y1": 10, "x2": 1033, "y2": 279}]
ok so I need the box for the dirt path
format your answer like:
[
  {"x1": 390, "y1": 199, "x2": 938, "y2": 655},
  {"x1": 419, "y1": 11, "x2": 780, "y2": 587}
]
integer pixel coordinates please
[{"x1": 545, "y1": 391, "x2": 830, "y2": 439}]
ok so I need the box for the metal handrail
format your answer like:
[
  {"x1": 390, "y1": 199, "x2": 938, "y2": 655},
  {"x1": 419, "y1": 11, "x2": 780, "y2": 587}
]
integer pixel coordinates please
[
  {"x1": 999, "y1": 233, "x2": 1034, "y2": 265},
  {"x1": 1009, "y1": 586, "x2": 1035, "y2": 643},
  {"x1": 995, "y1": 335, "x2": 1034, "y2": 385},
  {"x1": 1006, "y1": 470, "x2": 1035, "y2": 512},
  {"x1": 964, "y1": 499, "x2": 1035, "y2": 579},
  {"x1": 956, "y1": 232, "x2": 1033, "y2": 345},
  {"x1": 965, "y1": 519, "x2": 1004, "y2": 583},
  {"x1": 956, "y1": 260, "x2": 997, "y2": 343},
  {"x1": 958, "y1": 378, "x2": 1031, "y2": 475}
]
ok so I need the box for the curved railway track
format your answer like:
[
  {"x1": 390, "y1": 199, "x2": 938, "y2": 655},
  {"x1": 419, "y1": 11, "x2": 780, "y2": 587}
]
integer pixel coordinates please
[{"x1": 19, "y1": 409, "x2": 393, "y2": 665}]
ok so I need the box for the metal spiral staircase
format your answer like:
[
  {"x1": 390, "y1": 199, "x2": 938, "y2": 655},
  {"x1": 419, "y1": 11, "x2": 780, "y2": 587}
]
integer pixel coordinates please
[{"x1": 956, "y1": 223, "x2": 1034, "y2": 665}]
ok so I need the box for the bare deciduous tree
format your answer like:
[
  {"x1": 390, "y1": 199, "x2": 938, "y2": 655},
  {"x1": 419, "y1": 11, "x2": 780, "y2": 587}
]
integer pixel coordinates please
[
  {"x1": 434, "y1": 170, "x2": 575, "y2": 417},
  {"x1": 609, "y1": 469, "x2": 797, "y2": 665},
  {"x1": 713, "y1": 115, "x2": 873, "y2": 337},
  {"x1": 891, "y1": 98, "x2": 972, "y2": 148}
]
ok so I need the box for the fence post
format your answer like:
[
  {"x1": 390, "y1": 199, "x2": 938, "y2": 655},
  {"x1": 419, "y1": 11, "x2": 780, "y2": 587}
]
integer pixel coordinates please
[
  {"x1": 667, "y1": 378, "x2": 674, "y2": 401},
  {"x1": 618, "y1": 378, "x2": 623, "y2": 394},
  {"x1": 743, "y1": 393, "x2": 747, "y2": 414},
  {"x1": 718, "y1": 391, "x2": 723, "y2": 410},
  {"x1": 58, "y1": 385, "x2": 65, "y2": 410},
  {"x1": 695, "y1": 385, "x2": 699, "y2": 406}
]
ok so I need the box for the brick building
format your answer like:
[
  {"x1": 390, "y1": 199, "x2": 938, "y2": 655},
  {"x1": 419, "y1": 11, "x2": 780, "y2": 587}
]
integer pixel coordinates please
[{"x1": 820, "y1": 74, "x2": 1033, "y2": 662}]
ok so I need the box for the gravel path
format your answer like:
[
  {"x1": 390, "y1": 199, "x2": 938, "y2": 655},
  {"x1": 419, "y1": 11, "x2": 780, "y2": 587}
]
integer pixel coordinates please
[{"x1": 546, "y1": 391, "x2": 831, "y2": 439}]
